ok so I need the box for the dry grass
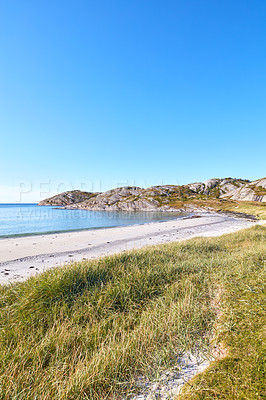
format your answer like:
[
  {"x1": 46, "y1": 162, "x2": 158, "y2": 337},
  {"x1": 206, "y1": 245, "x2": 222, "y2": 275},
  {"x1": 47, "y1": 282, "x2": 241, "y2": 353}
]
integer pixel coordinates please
[
  {"x1": 182, "y1": 198, "x2": 266, "y2": 220},
  {"x1": 151, "y1": 192, "x2": 266, "y2": 220},
  {"x1": 0, "y1": 226, "x2": 265, "y2": 399},
  {"x1": 216, "y1": 199, "x2": 266, "y2": 219},
  {"x1": 177, "y1": 225, "x2": 266, "y2": 399}
]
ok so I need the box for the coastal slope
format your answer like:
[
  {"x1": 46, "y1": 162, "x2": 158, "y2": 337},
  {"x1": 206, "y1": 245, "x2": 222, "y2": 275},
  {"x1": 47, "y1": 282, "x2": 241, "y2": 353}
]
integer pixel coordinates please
[
  {"x1": 38, "y1": 190, "x2": 98, "y2": 206},
  {"x1": 38, "y1": 177, "x2": 266, "y2": 211}
]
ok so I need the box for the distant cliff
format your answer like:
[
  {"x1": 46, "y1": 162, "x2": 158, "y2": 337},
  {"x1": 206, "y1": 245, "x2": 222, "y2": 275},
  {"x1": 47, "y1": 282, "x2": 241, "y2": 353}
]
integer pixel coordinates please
[{"x1": 38, "y1": 177, "x2": 266, "y2": 211}]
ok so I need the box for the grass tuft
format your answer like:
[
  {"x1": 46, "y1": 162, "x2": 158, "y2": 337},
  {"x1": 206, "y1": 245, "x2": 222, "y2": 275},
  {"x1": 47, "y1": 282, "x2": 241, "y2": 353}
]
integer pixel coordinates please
[
  {"x1": 0, "y1": 226, "x2": 265, "y2": 399},
  {"x1": 177, "y1": 225, "x2": 266, "y2": 400}
]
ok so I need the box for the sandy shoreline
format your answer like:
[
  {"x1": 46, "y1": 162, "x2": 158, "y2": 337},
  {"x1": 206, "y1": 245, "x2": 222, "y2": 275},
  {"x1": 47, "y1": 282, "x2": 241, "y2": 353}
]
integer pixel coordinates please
[{"x1": 0, "y1": 213, "x2": 263, "y2": 284}]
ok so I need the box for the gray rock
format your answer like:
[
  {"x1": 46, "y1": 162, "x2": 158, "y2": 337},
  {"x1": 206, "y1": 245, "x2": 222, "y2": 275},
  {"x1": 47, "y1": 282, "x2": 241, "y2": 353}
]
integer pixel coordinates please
[
  {"x1": 38, "y1": 190, "x2": 98, "y2": 206},
  {"x1": 38, "y1": 177, "x2": 266, "y2": 211}
]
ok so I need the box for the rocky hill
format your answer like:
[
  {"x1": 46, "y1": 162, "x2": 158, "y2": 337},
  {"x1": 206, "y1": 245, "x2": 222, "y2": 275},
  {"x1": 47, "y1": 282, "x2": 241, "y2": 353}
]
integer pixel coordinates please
[
  {"x1": 38, "y1": 177, "x2": 266, "y2": 211},
  {"x1": 64, "y1": 186, "x2": 192, "y2": 211},
  {"x1": 38, "y1": 190, "x2": 98, "y2": 206},
  {"x1": 222, "y1": 177, "x2": 266, "y2": 202}
]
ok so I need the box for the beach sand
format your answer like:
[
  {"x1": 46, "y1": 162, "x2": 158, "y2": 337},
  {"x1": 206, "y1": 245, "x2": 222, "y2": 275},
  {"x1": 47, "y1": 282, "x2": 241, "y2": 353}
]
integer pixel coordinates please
[{"x1": 0, "y1": 212, "x2": 263, "y2": 284}]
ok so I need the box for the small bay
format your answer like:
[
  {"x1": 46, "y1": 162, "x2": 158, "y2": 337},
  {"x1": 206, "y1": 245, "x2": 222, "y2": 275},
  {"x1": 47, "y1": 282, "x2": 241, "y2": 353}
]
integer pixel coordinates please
[{"x1": 0, "y1": 204, "x2": 189, "y2": 237}]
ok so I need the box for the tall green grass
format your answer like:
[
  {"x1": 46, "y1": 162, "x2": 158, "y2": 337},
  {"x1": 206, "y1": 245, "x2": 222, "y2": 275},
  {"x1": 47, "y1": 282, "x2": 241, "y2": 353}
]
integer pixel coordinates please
[
  {"x1": 178, "y1": 225, "x2": 266, "y2": 400},
  {"x1": 0, "y1": 226, "x2": 265, "y2": 399}
]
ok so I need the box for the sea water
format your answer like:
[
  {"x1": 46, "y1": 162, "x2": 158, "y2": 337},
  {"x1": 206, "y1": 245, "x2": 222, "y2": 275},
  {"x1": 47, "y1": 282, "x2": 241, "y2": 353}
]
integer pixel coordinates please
[{"x1": 0, "y1": 204, "x2": 189, "y2": 237}]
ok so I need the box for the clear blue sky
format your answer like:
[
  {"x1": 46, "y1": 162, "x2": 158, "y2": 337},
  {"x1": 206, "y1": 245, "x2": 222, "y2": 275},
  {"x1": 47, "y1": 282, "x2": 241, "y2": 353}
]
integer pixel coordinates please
[{"x1": 0, "y1": 0, "x2": 265, "y2": 202}]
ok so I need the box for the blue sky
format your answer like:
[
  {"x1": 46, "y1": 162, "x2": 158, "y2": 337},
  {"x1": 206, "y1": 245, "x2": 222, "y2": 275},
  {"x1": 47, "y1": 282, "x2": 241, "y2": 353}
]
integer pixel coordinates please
[{"x1": 0, "y1": 0, "x2": 265, "y2": 202}]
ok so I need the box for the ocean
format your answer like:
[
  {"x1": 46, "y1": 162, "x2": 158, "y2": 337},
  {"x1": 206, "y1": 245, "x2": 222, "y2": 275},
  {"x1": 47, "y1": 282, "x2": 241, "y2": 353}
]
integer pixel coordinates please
[{"x1": 0, "y1": 204, "x2": 189, "y2": 237}]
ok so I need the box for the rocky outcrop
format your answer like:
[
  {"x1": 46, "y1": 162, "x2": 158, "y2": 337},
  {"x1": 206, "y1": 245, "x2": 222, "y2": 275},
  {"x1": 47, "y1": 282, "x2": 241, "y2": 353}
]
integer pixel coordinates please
[
  {"x1": 187, "y1": 178, "x2": 248, "y2": 196},
  {"x1": 63, "y1": 186, "x2": 180, "y2": 211},
  {"x1": 223, "y1": 178, "x2": 266, "y2": 202},
  {"x1": 251, "y1": 177, "x2": 266, "y2": 189},
  {"x1": 38, "y1": 190, "x2": 98, "y2": 206},
  {"x1": 187, "y1": 177, "x2": 266, "y2": 202},
  {"x1": 38, "y1": 177, "x2": 266, "y2": 211}
]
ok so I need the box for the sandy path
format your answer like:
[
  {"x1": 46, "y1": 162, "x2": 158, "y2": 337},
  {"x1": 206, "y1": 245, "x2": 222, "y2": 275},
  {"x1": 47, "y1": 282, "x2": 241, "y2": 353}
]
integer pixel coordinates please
[{"x1": 0, "y1": 213, "x2": 262, "y2": 284}]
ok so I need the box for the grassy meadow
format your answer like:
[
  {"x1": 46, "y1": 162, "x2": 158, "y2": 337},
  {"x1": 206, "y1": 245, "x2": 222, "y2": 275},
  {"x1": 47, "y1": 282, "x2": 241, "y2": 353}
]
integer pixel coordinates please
[
  {"x1": 0, "y1": 225, "x2": 265, "y2": 399},
  {"x1": 185, "y1": 198, "x2": 266, "y2": 220},
  {"x1": 199, "y1": 199, "x2": 266, "y2": 220}
]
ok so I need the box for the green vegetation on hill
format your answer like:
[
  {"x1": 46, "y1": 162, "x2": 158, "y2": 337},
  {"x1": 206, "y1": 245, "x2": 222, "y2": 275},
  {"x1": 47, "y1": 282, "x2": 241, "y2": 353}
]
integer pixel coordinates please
[
  {"x1": 38, "y1": 177, "x2": 266, "y2": 211},
  {"x1": 168, "y1": 197, "x2": 266, "y2": 220},
  {"x1": 214, "y1": 199, "x2": 266, "y2": 219},
  {"x1": 0, "y1": 226, "x2": 265, "y2": 399}
]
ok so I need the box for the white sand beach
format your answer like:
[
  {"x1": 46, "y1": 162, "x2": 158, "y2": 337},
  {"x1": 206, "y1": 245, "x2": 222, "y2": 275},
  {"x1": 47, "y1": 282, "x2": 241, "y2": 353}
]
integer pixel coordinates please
[{"x1": 0, "y1": 212, "x2": 263, "y2": 284}]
